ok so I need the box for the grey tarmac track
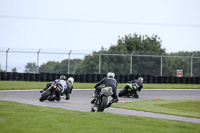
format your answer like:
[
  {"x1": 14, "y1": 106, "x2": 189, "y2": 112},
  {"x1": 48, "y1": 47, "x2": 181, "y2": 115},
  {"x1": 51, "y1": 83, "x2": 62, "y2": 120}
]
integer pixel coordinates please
[{"x1": 0, "y1": 89, "x2": 200, "y2": 124}]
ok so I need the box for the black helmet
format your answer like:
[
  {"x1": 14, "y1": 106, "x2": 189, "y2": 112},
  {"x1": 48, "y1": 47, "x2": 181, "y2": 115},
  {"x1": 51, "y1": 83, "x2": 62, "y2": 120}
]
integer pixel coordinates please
[{"x1": 60, "y1": 75, "x2": 66, "y2": 80}]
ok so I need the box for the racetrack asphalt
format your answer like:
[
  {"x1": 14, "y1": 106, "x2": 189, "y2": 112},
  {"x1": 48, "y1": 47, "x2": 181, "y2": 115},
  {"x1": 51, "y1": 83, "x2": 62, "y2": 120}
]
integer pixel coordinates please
[{"x1": 0, "y1": 89, "x2": 200, "y2": 124}]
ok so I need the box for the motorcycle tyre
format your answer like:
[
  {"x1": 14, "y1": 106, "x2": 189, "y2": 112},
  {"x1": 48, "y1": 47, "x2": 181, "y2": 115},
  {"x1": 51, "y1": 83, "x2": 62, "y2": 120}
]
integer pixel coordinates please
[
  {"x1": 39, "y1": 91, "x2": 51, "y2": 102},
  {"x1": 118, "y1": 88, "x2": 128, "y2": 97},
  {"x1": 97, "y1": 96, "x2": 108, "y2": 112}
]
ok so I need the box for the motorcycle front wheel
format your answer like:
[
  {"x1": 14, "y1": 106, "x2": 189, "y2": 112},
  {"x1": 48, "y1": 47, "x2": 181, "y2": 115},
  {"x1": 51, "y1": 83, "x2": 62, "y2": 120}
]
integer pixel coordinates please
[
  {"x1": 97, "y1": 96, "x2": 108, "y2": 112},
  {"x1": 39, "y1": 91, "x2": 51, "y2": 102}
]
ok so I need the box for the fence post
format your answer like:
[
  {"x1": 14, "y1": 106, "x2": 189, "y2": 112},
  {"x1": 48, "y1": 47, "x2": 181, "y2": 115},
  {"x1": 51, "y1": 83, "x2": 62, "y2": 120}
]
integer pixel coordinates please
[
  {"x1": 130, "y1": 51, "x2": 134, "y2": 74},
  {"x1": 161, "y1": 53, "x2": 164, "y2": 76},
  {"x1": 68, "y1": 50, "x2": 72, "y2": 74},
  {"x1": 37, "y1": 49, "x2": 41, "y2": 73},
  {"x1": 99, "y1": 52, "x2": 101, "y2": 74},
  {"x1": 6, "y1": 48, "x2": 10, "y2": 72}
]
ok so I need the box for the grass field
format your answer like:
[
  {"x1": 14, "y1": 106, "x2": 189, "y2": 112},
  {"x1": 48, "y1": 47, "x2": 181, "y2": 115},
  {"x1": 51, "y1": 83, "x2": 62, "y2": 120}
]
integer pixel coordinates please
[
  {"x1": 0, "y1": 81, "x2": 200, "y2": 90},
  {"x1": 112, "y1": 100, "x2": 200, "y2": 118},
  {"x1": 0, "y1": 100, "x2": 200, "y2": 133},
  {"x1": 0, "y1": 81, "x2": 200, "y2": 132}
]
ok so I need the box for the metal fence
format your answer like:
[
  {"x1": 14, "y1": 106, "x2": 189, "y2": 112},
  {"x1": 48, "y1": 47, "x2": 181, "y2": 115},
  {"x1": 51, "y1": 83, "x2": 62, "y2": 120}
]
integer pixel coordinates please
[
  {"x1": 0, "y1": 48, "x2": 200, "y2": 77},
  {"x1": 95, "y1": 52, "x2": 200, "y2": 77}
]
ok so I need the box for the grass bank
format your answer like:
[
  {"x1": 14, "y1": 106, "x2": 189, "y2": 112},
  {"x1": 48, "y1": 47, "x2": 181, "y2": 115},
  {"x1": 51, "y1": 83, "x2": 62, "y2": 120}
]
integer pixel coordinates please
[
  {"x1": 112, "y1": 100, "x2": 200, "y2": 118},
  {"x1": 0, "y1": 100, "x2": 199, "y2": 133},
  {"x1": 0, "y1": 81, "x2": 200, "y2": 90}
]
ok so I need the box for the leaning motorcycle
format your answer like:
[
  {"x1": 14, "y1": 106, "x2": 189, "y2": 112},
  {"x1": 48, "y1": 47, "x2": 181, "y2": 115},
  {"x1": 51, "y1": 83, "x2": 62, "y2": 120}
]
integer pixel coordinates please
[
  {"x1": 93, "y1": 87, "x2": 113, "y2": 112},
  {"x1": 118, "y1": 83, "x2": 139, "y2": 98},
  {"x1": 39, "y1": 82, "x2": 62, "y2": 102}
]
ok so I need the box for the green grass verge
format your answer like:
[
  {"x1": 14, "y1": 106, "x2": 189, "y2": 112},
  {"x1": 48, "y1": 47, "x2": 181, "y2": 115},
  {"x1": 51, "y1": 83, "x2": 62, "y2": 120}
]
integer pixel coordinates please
[
  {"x1": 0, "y1": 101, "x2": 199, "y2": 133},
  {"x1": 0, "y1": 81, "x2": 200, "y2": 90},
  {"x1": 112, "y1": 100, "x2": 200, "y2": 118}
]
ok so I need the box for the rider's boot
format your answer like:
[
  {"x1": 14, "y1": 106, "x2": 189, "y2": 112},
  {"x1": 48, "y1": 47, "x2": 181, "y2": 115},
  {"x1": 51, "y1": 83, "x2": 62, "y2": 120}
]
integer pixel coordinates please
[
  {"x1": 106, "y1": 101, "x2": 112, "y2": 108},
  {"x1": 40, "y1": 87, "x2": 46, "y2": 93},
  {"x1": 54, "y1": 96, "x2": 61, "y2": 101},
  {"x1": 133, "y1": 91, "x2": 139, "y2": 98},
  {"x1": 91, "y1": 97, "x2": 97, "y2": 104},
  {"x1": 91, "y1": 104, "x2": 95, "y2": 112},
  {"x1": 133, "y1": 94, "x2": 139, "y2": 98},
  {"x1": 65, "y1": 89, "x2": 71, "y2": 100},
  {"x1": 91, "y1": 92, "x2": 98, "y2": 104},
  {"x1": 106, "y1": 98, "x2": 118, "y2": 108},
  {"x1": 65, "y1": 94, "x2": 70, "y2": 100}
]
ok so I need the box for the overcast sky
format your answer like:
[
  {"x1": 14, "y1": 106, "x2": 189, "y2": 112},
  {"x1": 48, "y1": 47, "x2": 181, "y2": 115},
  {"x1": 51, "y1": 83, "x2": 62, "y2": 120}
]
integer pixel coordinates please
[{"x1": 0, "y1": 0, "x2": 200, "y2": 72}]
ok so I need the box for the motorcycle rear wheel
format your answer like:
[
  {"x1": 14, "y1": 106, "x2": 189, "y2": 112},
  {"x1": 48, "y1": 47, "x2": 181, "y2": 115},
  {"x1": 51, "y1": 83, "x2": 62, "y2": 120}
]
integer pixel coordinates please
[
  {"x1": 97, "y1": 96, "x2": 108, "y2": 112},
  {"x1": 39, "y1": 91, "x2": 51, "y2": 102}
]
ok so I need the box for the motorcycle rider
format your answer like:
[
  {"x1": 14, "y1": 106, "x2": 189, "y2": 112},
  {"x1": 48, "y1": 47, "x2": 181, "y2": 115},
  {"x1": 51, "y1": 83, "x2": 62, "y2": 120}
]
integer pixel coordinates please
[
  {"x1": 91, "y1": 72, "x2": 118, "y2": 111},
  {"x1": 40, "y1": 75, "x2": 74, "y2": 100},
  {"x1": 119, "y1": 77, "x2": 143, "y2": 98},
  {"x1": 62, "y1": 77, "x2": 74, "y2": 100}
]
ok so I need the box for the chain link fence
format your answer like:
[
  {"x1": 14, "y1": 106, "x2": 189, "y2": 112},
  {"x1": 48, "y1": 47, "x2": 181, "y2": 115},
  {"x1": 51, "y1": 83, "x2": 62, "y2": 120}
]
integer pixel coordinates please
[{"x1": 0, "y1": 48, "x2": 200, "y2": 77}]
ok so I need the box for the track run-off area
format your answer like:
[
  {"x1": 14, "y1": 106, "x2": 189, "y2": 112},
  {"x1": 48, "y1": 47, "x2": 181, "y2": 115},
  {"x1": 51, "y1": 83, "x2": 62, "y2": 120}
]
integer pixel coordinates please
[{"x1": 0, "y1": 89, "x2": 200, "y2": 124}]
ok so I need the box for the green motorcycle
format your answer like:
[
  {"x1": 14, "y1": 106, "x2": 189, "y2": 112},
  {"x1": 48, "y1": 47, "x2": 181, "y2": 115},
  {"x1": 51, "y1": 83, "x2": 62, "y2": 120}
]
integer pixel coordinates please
[{"x1": 118, "y1": 83, "x2": 140, "y2": 98}]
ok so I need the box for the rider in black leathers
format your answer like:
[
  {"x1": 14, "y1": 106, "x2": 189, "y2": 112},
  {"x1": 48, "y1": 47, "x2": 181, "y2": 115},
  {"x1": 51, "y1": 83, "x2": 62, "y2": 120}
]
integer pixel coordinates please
[
  {"x1": 119, "y1": 77, "x2": 143, "y2": 98},
  {"x1": 91, "y1": 72, "x2": 118, "y2": 111}
]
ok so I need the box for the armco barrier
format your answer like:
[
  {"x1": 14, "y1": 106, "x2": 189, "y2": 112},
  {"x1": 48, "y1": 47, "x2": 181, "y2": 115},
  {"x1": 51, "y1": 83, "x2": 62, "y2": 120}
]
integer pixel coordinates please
[{"x1": 0, "y1": 72, "x2": 200, "y2": 84}]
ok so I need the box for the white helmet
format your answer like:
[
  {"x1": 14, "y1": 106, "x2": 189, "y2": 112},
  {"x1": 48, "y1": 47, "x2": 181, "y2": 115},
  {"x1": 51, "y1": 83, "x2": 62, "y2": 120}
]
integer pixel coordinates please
[
  {"x1": 138, "y1": 77, "x2": 144, "y2": 83},
  {"x1": 68, "y1": 77, "x2": 74, "y2": 84},
  {"x1": 107, "y1": 72, "x2": 115, "y2": 78}
]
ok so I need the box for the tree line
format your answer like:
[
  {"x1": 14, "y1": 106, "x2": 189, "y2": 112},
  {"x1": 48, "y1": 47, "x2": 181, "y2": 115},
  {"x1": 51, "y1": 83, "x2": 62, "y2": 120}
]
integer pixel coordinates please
[{"x1": 14, "y1": 33, "x2": 200, "y2": 77}]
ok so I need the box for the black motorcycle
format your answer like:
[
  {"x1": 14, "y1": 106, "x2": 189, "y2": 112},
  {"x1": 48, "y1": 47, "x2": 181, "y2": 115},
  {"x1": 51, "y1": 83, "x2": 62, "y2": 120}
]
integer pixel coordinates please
[
  {"x1": 118, "y1": 83, "x2": 140, "y2": 98},
  {"x1": 39, "y1": 82, "x2": 62, "y2": 102},
  {"x1": 93, "y1": 87, "x2": 113, "y2": 112}
]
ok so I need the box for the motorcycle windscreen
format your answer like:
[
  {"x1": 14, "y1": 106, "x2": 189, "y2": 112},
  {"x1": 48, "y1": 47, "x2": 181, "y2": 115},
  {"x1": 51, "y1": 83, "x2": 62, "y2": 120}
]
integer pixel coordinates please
[{"x1": 100, "y1": 87, "x2": 113, "y2": 96}]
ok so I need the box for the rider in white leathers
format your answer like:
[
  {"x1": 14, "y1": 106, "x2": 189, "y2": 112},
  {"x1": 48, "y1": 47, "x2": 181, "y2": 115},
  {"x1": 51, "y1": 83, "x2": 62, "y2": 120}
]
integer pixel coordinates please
[{"x1": 40, "y1": 75, "x2": 74, "y2": 100}]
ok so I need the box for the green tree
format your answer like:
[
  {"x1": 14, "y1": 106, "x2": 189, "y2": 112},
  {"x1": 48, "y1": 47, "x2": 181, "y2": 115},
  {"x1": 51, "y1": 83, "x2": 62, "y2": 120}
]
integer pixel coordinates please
[
  {"x1": 12, "y1": 67, "x2": 17, "y2": 72},
  {"x1": 39, "y1": 59, "x2": 82, "y2": 74},
  {"x1": 163, "y1": 51, "x2": 200, "y2": 77},
  {"x1": 74, "y1": 33, "x2": 166, "y2": 74},
  {"x1": 32, "y1": 33, "x2": 200, "y2": 76},
  {"x1": 39, "y1": 61, "x2": 60, "y2": 73},
  {"x1": 0, "y1": 64, "x2": 4, "y2": 72},
  {"x1": 24, "y1": 62, "x2": 37, "y2": 73},
  {"x1": 74, "y1": 54, "x2": 99, "y2": 74}
]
